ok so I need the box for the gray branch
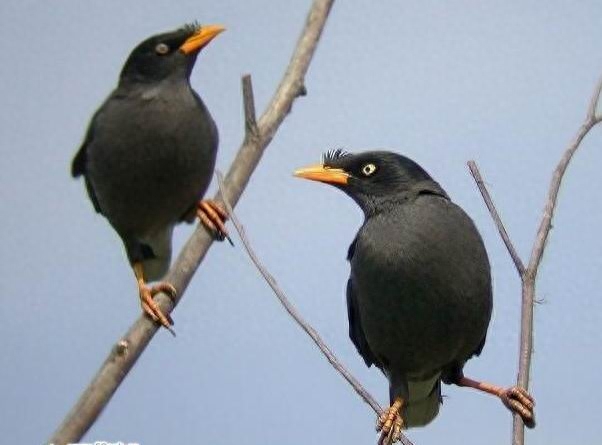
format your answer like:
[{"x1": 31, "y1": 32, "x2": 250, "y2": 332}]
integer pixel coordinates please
[
  {"x1": 467, "y1": 74, "x2": 602, "y2": 445},
  {"x1": 216, "y1": 172, "x2": 415, "y2": 445},
  {"x1": 48, "y1": 1, "x2": 334, "y2": 443}
]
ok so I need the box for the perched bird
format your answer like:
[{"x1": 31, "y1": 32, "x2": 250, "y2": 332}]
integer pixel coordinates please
[
  {"x1": 71, "y1": 23, "x2": 229, "y2": 335},
  {"x1": 295, "y1": 150, "x2": 535, "y2": 443}
]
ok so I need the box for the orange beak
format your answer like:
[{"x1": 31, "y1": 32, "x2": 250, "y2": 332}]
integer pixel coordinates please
[
  {"x1": 293, "y1": 164, "x2": 349, "y2": 185},
  {"x1": 179, "y1": 24, "x2": 225, "y2": 55}
]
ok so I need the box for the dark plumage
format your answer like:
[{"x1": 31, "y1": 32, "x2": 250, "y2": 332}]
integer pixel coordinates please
[
  {"x1": 295, "y1": 150, "x2": 534, "y2": 443},
  {"x1": 72, "y1": 23, "x2": 227, "y2": 333}
]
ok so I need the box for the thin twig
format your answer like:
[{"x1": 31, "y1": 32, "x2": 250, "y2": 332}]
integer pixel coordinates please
[
  {"x1": 48, "y1": 2, "x2": 335, "y2": 444},
  {"x1": 467, "y1": 161, "x2": 525, "y2": 275},
  {"x1": 511, "y1": 74, "x2": 602, "y2": 445},
  {"x1": 525, "y1": 76, "x2": 602, "y2": 278},
  {"x1": 216, "y1": 172, "x2": 416, "y2": 445},
  {"x1": 216, "y1": 172, "x2": 380, "y2": 412}
]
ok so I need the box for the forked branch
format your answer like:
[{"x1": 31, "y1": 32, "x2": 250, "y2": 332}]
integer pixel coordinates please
[{"x1": 468, "y1": 75, "x2": 602, "y2": 445}]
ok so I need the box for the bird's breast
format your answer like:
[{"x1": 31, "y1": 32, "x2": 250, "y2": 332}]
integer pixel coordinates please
[
  {"x1": 350, "y1": 202, "x2": 492, "y2": 375},
  {"x1": 86, "y1": 86, "x2": 218, "y2": 237}
]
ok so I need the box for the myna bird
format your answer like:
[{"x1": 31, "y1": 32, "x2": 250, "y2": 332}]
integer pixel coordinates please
[
  {"x1": 71, "y1": 23, "x2": 229, "y2": 335},
  {"x1": 295, "y1": 150, "x2": 535, "y2": 443}
]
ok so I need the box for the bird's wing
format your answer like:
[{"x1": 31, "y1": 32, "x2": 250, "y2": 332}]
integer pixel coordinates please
[
  {"x1": 346, "y1": 237, "x2": 381, "y2": 370},
  {"x1": 191, "y1": 89, "x2": 219, "y2": 144},
  {"x1": 472, "y1": 332, "x2": 488, "y2": 357},
  {"x1": 71, "y1": 111, "x2": 103, "y2": 214},
  {"x1": 346, "y1": 237, "x2": 380, "y2": 368},
  {"x1": 346, "y1": 278, "x2": 380, "y2": 368}
]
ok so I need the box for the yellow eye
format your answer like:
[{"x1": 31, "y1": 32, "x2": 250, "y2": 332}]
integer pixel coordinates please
[
  {"x1": 155, "y1": 43, "x2": 170, "y2": 55},
  {"x1": 361, "y1": 163, "x2": 377, "y2": 176}
]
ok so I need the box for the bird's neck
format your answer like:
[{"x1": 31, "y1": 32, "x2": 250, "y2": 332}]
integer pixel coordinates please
[
  {"x1": 118, "y1": 74, "x2": 190, "y2": 90},
  {"x1": 357, "y1": 180, "x2": 449, "y2": 218}
]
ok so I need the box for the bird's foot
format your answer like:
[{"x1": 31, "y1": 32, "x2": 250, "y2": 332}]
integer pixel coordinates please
[
  {"x1": 454, "y1": 376, "x2": 535, "y2": 428},
  {"x1": 499, "y1": 386, "x2": 536, "y2": 428},
  {"x1": 196, "y1": 200, "x2": 232, "y2": 245},
  {"x1": 376, "y1": 398, "x2": 404, "y2": 445},
  {"x1": 139, "y1": 281, "x2": 177, "y2": 336}
]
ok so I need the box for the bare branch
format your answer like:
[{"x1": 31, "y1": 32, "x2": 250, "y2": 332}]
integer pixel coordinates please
[
  {"x1": 216, "y1": 172, "x2": 416, "y2": 445},
  {"x1": 511, "y1": 75, "x2": 602, "y2": 444},
  {"x1": 48, "y1": 2, "x2": 335, "y2": 444},
  {"x1": 467, "y1": 161, "x2": 525, "y2": 275},
  {"x1": 511, "y1": 278, "x2": 536, "y2": 445}
]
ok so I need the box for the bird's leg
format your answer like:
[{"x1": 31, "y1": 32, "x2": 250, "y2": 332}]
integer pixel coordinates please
[
  {"x1": 454, "y1": 376, "x2": 535, "y2": 427},
  {"x1": 376, "y1": 397, "x2": 404, "y2": 445},
  {"x1": 133, "y1": 262, "x2": 177, "y2": 336},
  {"x1": 196, "y1": 200, "x2": 233, "y2": 245}
]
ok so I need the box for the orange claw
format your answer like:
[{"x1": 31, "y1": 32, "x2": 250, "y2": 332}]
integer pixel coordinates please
[
  {"x1": 376, "y1": 397, "x2": 404, "y2": 445},
  {"x1": 454, "y1": 376, "x2": 535, "y2": 428},
  {"x1": 134, "y1": 262, "x2": 177, "y2": 336},
  {"x1": 196, "y1": 199, "x2": 233, "y2": 245},
  {"x1": 499, "y1": 386, "x2": 536, "y2": 428}
]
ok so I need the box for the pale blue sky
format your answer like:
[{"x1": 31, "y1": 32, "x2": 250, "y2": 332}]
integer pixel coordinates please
[{"x1": 1, "y1": 1, "x2": 601, "y2": 444}]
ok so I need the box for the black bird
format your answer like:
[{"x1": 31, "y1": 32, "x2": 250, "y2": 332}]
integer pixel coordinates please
[
  {"x1": 295, "y1": 150, "x2": 534, "y2": 443},
  {"x1": 71, "y1": 23, "x2": 229, "y2": 334}
]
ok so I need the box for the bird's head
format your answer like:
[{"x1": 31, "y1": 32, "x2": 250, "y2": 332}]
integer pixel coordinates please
[
  {"x1": 294, "y1": 150, "x2": 447, "y2": 213},
  {"x1": 119, "y1": 22, "x2": 225, "y2": 84}
]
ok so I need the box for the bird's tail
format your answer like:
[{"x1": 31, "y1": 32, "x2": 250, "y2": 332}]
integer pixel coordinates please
[
  {"x1": 404, "y1": 379, "x2": 442, "y2": 428},
  {"x1": 140, "y1": 227, "x2": 174, "y2": 282}
]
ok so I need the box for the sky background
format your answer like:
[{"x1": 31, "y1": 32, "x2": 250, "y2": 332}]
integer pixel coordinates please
[{"x1": 1, "y1": 1, "x2": 601, "y2": 444}]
